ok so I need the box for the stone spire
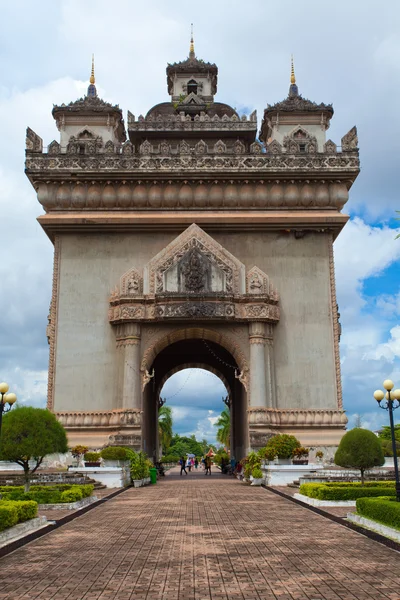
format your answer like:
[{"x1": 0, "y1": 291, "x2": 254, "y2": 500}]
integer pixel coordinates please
[
  {"x1": 87, "y1": 54, "x2": 97, "y2": 98},
  {"x1": 289, "y1": 55, "x2": 298, "y2": 97}
]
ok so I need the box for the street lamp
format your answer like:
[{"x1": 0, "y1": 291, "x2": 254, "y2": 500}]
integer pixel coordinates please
[
  {"x1": 0, "y1": 382, "x2": 17, "y2": 441},
  {"x1": 373, "y1": 379, "x2": 400, "y2": 502}
]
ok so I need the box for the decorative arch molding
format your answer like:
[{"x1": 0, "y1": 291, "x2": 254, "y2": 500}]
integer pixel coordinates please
[
  {"x1": 140, "y1": 327, "x2": 250, "y2": 392},
  {"x1": 157, "y1": 363, "x2": 232, "y2": 400}
]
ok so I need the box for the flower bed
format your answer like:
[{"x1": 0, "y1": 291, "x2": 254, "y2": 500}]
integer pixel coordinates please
[
  {"x1": 356, "y1": 496, "x2": 400, "y2": 531},
  {"x1": 0, "y1": 484, "x2": 94, "y2": 504},
  {"x1": 0, "y1": 500, "x2": 38, "y2": 531},
  {"x1": 299, "y1": 482, "x2": 396, "y2": 501}
]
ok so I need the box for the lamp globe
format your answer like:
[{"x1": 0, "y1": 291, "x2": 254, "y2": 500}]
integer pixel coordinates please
[
  {"x1": 383, "y1": 379, "x2": 394, "y2": 391},
  {"x1": 392, "y1": 389, "x2": 400, "y2": 400},
  {"x1": 0, "y1": 382, "x2": 9, "y2": 394},
  {"x1": 373, "y1": 390, "x2": 385, "y2": 401},
  {"x1": 5, "y1": 393, "x2": 17, "y2": 405}
]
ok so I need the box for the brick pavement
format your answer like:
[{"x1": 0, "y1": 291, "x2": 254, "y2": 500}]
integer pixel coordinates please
[{"x1": 0, "y1": 468, "x2": 399, "y2": 600}]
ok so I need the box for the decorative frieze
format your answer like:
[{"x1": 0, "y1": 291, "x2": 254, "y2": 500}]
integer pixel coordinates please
[
  {"x1": 56, "y1": 409, "x2": 142, "y2": 428},
  {"x1": 247, "y1": 408, "x2": 348, "y2": 427},
  {"x1": 34, "y1": 179, "x2": 352, "y2": 212}
]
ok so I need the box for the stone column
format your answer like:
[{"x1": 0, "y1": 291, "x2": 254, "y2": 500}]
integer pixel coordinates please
[
  {"x1": 265, "y1": 324, "x2": 277, "y2": 409},
  {"x1": 249, "y1": 322, "x2": 267, "y2": 407},
  {"x1": 117, "y1": 323, "x2": 141, "y2": 410}
]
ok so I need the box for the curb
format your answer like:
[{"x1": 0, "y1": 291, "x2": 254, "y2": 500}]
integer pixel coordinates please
[
  {"x1": 0, "y1": 486, "x2": 131, "y2": 559},
  {"x1": 263, "y1": 485, "x2": 400, "y2": 553}
]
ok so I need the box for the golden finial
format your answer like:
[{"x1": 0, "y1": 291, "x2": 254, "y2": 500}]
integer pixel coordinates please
[
  {"x1": 90, "y1": 54, "x2": 95, "y2": 85},
  {"x1": 290, "y1": 55, "x2": 296, "y2": 85},
  {"x1": 189, "y1": 23, "x2": 195, "y2": 59}
]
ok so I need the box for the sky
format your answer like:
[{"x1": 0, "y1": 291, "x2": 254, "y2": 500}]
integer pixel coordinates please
[{"x1": 1, "y1": 0, "x2": 400, "y2": 444}]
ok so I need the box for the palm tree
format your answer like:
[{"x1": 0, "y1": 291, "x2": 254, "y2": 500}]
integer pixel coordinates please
[
  {"x1": 215, "y1": 407, "x2": 230, "y2": 448},
  {"x1": 158, "y1": 405, "x2": 173, "y2": 454}
]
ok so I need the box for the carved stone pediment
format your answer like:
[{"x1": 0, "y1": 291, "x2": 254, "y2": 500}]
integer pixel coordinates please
[
  {"x1": 145, "y1": 223, "x2": 245, "y2": 295},
  {"x1": 109, "y1": 224, "x2": 280, "y2": 325}
]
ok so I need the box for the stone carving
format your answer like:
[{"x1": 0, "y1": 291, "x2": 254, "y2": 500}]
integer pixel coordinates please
[
  {"x1": 244, "y1": 304, "x2": 274, "y2": 319},
  {"x1": 179, "y1": 141, "x2": 191, "y2": 154},
  {"x1": 194, "y1": 140, "x2": 207, "y2": 154},
  {"x1": 247, "y1": 408, "x2": 348, "y2": 427},
  {"x1": 235, "y1": 367, "x2": 249, "y2": 391},
  {"x1": 122, "y1": 141, "x2": 134, "y2": 155},
  {"x1": 147, "y1": 224, "x2": 244, "y2": 296},
  {"x1": 26, "y1": 127, "x2": 43, "y2": 152},
  {"x1": 142, "y1": 368, "x2": 155, "y2": 391},
  {"x1": 120, "y1": 306, "x2": 144, "y2": 320},
  {"x1": 160, "y1": 141, "x2": 170, "y2": 155},
  {"x1": 324, "y1": 140, "x2": 337, "y2": 154},
  {"x1": 266, "y1": 140, "x2": 282, "y2": 154},
  {"x1": 26, "y1": 152, "x2": 360, "y2": 174},
  {"x1": 341, "y1": 126, "x2": 358, "y2": 151},
  {"x1": 180, "y1": 249, "x2": 208, "y2": 292},
  {"x1": 104, "y1": 140, "x2": 115, "y2": 154},
  {"x1": 140, "y1": 140, "x2": 152, "y2": 155},
  {"x1": 246, "y1": 266, "x2": 271, "y2": 295},
  {"x1": 155, "y1": 302, "x2": 235, "y2": 319},
  {"x1": 264, "y1": 95, "x2": 333, "y2": 115},
  {"x1": 56, "y1": 409, "x2": 141, "y2": 428},
  {"x1": 119, "y1": 267, "x2": 143, "y2": 297},
  {"x1": 233, "y1": 140, "x2": 245, "y2": 154},
  {"x1": 108, "y1": 434, "x2": 141, "y2": 448},
  {"x1": 249, "y1": 431, "x2": 274, "y2": 448},
  {"x1": 214, "y1": 140, "x2": 227, "y2": 154},
  {"x1": 283, "y1": 130, "x2": 318, "y2": 154},
  {"x1": 48, "y1": 140, "x2": 60, "y2": 154},
  {"x1": 250, "y1": 141, "x2": 263, "y2": 154}
]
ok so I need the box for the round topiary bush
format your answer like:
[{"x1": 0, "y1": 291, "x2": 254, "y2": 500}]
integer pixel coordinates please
[
  {"x1": 61, "y1": 489, "x2": 83, "y2": 503},
  {"x1": 334, "y1": 428, "x2": 385, "y2": 484},
  {"x1": 262, "y1": 434, "x2": 301, "y2": 460}
]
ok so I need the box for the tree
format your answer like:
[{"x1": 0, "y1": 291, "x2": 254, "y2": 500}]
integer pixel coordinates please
[
  {"x1": 215, "y1": 408, "x2": 230, "y2": 448},
  {"x1": 0, "y1": 406, "x2": 68, "y2": 491},
  {"x1": 168, "y1": 434, "x2": 204, "y2": 457},
  {"x1": 334, "y1": 428, "x2": 384, "y2": 484},
  {"x1": 378, "y1": 424, "x2": 400, "y2": 443},
  {"x1": 158, "y1": 405, "x2": 173, "y2": 454}
]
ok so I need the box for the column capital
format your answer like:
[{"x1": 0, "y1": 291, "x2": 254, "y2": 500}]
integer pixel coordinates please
[
  {"x1": 249, "y1": 321, "x2": 266, "y2": 344},
  {"x1": 116, "y1": 323, "x2": 141, "y2": 347}
]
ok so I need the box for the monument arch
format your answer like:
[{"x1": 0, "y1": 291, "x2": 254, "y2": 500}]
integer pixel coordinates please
[{"x1": 26, "y1": 36, "x2": 359, "y2": 452}]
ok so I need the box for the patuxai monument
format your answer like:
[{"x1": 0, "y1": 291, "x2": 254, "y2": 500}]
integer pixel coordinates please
[{"x1": 25, "y1": 37, "x2": 359, "y2": 460}]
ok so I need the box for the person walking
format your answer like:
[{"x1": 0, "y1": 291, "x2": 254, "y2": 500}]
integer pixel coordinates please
[
  {"x1": 180, "y1": 456, "x2": 187, "y2": 476},
  {"x1": 195, "y1": 458, "x2": 199, "y2": 470},
  {"x1": 186, "y1": 457, "x2": 191, "y2": 472},
  {"x1": 205, "y1": 455, "x2": 212, "y2": 476}
]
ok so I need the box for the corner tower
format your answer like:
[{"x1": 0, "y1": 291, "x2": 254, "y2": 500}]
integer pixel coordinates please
[{"x1": 25, "y1": 49, "x2": 359, "y2": 456}]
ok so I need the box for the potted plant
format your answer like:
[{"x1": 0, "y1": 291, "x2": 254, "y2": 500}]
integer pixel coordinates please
[
  {"x1": 315, "y1": 450, "x2": 324, "y2": 463},
  {"x1": 292, "y1": 447, "x2": 310, "y2": 465},
  {"x1": 84, "y1": 451, "x2": 101, "y2": 467},
  {"x1": 71, "y1": 445, "x2": 89, "y2": 467},
  {"x1": 130, "y1": 462, "x2": 143, "y2": 487},
  {"x1": 250, "y1": 467, "x2": 264, "y2": 486},
  {"x1": 100, "y1": 446, "x2": 130, "y2": 467}
]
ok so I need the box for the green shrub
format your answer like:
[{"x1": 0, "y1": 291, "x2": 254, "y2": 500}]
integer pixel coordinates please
[
  {"x1": 299, "y1": 483, "x2": 397, "y2": 501},
  {"x1": 334, "y1": 428, "x2": 384, "y2": 484},
  {"x1": 79, "y1": 484, "x2": 94, "y2": 498},
  {"x1": 261, "y1": 434, "x2": 301, "y2": 460},
  {"x1": 324, "y1": 481, "x2": 395, "y2": 488},
  {"x1": 100, "y1": 446, "x2": 129, "y2": 461},
  {"x1": 2, "y1": 500, "x2": 38, "y2": 522},
  {"x1": 252, "y1": 467, "x2": 263, "y2": 479},
  {"x1": 0, "y1": 503, "x2": 18, "y2": 531},
  {"x1": 0, "y1": 484, "x2": 92, "y2": 504},
  {"x1": 356, "y1": 496, "x2": 400, "y2": 530},
  {"x1": 84, "y1": 452, "x2": 101, "y2": 462},
  {"x1": 61, "y1": 489, "x2": 83, "y2": 503}
]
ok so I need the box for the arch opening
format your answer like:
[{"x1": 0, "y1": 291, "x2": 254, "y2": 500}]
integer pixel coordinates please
[{"x1": 141, "y1": 337, "x2": 248, "y2": 463}]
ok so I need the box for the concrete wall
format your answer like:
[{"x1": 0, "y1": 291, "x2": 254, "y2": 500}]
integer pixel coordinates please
[{"x1": 54, "y1": 229, "x2": 337, "y2": 413}]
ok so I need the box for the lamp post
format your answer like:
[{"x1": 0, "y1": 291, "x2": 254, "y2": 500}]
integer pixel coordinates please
[{"x1": 373, "y1": 379, "x2": 400, "y2": 502}]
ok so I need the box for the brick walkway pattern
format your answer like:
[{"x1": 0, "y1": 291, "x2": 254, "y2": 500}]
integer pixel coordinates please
[{"x1": 0, "y1": 469, "x2": 399, "y2": 600}]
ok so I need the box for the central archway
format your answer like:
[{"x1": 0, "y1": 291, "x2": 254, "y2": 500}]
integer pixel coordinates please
[{"x1": 141, "y1": 335, "x2": 249, "y2": 462}]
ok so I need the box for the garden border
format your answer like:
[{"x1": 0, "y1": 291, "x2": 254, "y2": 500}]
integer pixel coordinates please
[
  {"x1": 0, "y1": 486, "x2": 131, "y2": 558},
  {"x1": 263, "y1": 485, "x2": 400, "y2": 553}
]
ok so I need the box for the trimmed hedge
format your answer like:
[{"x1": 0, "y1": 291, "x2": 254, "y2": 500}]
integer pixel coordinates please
[
  {"x1": 356, "y1": 496, "x2": 400, "y2": 531},
  {"x1": 0, "y1": 484, "x2": 93, "y2": 504},
  {"x1": 299, "y1": 483, "x2": 397, "y2": 501},
  {"x1": 324, "y1": 481, "x2": 395, "y2": 488},
  {"x1": 100, "y1": 446, "x2": 129, "y2": 461},
  {"x1": 0, "y1": 500, "x2": 38, "y2": 531}
]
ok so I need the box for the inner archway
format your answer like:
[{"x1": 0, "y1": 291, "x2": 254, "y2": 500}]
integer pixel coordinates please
[{"x1": 141, "y1": 337, "x2": 248, "y2": 462}]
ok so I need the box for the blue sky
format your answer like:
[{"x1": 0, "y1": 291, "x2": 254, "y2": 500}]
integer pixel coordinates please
[{"x1": 1, "y1": 0, "x2": 400, "y2": 443}]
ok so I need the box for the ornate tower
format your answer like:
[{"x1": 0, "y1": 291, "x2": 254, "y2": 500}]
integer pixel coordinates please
[{"x1": 25, "y1": 46, "x2": 359, "y2": 455}]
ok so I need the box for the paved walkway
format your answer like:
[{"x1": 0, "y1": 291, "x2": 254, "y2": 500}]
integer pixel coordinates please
[{"x1": 0, "y1": 469, "x2": 399, "y2": 600}]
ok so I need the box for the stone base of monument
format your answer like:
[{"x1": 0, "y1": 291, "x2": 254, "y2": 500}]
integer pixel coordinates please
[
  {"x1": 262, "y1": 463, "x2": 324, "y2": 486},
  {"x1": 68, "y1": 467, "x2": 130, "y2": 488}
]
